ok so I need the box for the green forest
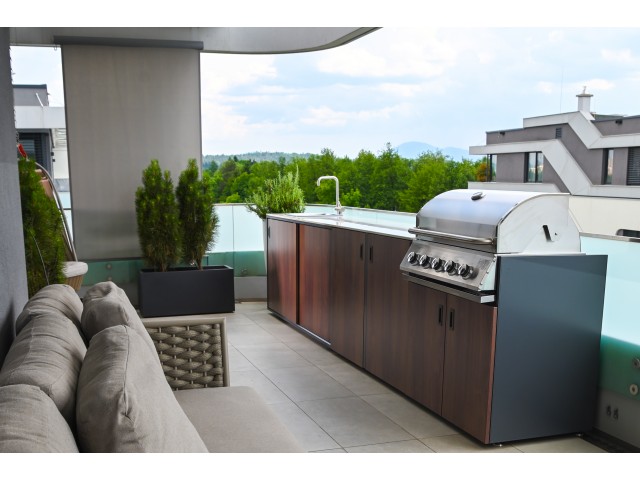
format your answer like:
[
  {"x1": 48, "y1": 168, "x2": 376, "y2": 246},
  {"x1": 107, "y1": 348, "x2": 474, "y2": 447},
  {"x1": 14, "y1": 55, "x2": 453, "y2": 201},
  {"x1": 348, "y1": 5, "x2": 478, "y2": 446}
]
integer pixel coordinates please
[{"x1": 206, "y1": 143, "x2": 489, "y2": 213}]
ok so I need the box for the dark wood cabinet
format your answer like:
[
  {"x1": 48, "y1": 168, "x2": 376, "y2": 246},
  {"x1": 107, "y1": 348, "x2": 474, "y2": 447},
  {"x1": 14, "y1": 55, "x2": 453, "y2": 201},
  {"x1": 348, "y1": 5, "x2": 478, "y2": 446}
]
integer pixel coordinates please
[
  {"x1": 407, "y1": 280, "x2": 497, "y2": 443},
  {"x1": 298, "y1": 224, "x2": 331, "y2": 341},
  {"x1": 330, "y1": 228, "x2": 366, "y2": 366},
  {"x1": 441, "y1": 293, "x2": 497, "y2": 443},
  {"x1": 266, "y1": 219, "x2": 297, "y2": 324},
  {"x1": 363, "y1": 233, "x2": 411, "y2": 392}
]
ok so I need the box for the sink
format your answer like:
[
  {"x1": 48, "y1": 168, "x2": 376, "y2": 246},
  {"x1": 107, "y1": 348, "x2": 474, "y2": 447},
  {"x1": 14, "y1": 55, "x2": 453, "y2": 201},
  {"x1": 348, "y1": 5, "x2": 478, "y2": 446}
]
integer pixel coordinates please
[{"x1": 287, "y1": 212, "x2": 343, "y2": 220}]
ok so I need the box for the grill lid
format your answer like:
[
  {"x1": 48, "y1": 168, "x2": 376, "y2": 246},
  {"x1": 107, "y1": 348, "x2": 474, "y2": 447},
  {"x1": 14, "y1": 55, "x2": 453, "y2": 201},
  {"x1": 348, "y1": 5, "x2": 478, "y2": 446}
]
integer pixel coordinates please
[{"x1": 413, "y1": 189, "x2": 580, "y2": 254}]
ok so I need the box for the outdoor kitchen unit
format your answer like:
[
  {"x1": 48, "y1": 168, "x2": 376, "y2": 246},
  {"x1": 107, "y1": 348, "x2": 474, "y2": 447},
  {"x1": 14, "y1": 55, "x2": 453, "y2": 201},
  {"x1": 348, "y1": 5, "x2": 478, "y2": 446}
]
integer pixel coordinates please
[{"x1": 400, "y1": 189, "x2": 608, "y2": 444}]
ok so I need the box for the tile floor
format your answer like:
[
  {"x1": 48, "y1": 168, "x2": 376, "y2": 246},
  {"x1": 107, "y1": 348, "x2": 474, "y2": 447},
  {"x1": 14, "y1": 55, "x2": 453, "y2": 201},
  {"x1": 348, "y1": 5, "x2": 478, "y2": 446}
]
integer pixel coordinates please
[{"x1": 222, "y1": 301, "x2": 606, "y2": 454}]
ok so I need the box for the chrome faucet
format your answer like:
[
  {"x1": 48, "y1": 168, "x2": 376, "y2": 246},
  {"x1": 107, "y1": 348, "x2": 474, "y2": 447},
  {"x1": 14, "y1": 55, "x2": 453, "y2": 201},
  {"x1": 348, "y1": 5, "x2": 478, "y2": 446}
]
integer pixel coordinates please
[{"x1": 317, "y1": 175, "x2": 345, "y2": 215}]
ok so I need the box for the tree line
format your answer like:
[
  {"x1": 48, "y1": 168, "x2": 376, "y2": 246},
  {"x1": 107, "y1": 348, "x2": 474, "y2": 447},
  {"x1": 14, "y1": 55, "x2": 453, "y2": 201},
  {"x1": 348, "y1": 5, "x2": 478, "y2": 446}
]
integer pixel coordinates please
[{"x1": 206, "y1": 143, "x2": 489, "y2": 213}]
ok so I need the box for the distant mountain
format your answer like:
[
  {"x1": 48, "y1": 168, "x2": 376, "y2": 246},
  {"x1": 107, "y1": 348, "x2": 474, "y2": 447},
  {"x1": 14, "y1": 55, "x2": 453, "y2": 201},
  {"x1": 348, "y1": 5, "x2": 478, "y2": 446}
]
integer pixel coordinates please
[{"x1": 395, "y1": 142, "x2": 476, "y2": 162}]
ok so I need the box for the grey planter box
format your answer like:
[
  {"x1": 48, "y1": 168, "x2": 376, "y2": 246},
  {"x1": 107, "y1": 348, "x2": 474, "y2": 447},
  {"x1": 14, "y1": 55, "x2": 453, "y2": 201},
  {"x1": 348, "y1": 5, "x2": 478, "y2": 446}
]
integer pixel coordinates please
[{"x1": 138, "y1": 265, "x2": 235, "y2": 318}]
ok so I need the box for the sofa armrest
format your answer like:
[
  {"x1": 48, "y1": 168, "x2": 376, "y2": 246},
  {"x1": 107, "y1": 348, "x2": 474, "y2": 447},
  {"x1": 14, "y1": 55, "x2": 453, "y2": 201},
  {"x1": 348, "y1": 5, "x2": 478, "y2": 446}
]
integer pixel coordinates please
[{"x1": 142, "y1": 317, "x2": 229, "y2": 390}]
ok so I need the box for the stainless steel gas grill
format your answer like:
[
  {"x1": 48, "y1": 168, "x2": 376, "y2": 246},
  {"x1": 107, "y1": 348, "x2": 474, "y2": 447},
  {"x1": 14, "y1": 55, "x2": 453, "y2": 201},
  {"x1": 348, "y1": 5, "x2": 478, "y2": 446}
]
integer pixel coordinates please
[
  {"x1": 399, "y1": 189, "x2": 608, "y2": 445},
  {"x1": 400, "y1": 189, "x2": 581, "y2": 303}
]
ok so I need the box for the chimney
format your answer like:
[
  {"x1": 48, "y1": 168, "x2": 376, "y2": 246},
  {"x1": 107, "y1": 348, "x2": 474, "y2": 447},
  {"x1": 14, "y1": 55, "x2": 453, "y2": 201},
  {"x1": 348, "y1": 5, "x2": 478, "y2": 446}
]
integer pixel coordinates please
[{"x1": 577, "y1": 86, "x2": 593, "y2": 113}]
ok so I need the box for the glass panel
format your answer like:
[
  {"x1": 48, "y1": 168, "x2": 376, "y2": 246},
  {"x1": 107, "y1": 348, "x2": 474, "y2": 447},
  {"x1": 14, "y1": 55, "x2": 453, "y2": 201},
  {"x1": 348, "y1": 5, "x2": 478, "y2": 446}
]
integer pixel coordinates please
[
  {"x1": 536, "y1": 152, "x2": 544, "y2": 182},
  {"x1": 527, "y1": 153, "x2": 536, "y2": 182},
  {"x1": 605, "y1": 150, "x2": 613, "y2": 185},
  {"x1": 490, "y1": 154, "x2": 497, "y2": 181}
]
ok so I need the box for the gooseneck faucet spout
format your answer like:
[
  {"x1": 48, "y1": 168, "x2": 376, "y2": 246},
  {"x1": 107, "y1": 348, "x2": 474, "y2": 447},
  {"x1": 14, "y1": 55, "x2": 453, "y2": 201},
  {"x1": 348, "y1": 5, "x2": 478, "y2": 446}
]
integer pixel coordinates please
[{"x1": 317, "y1": 175, "x2": 345, "y2": 215}]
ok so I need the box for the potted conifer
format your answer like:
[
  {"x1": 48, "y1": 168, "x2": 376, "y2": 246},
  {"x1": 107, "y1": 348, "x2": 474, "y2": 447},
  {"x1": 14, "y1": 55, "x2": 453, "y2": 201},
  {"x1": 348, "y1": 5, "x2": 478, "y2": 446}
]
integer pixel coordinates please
[
  {"x1": 136, "y1": 159, "x2": 234, "y2": 317},
  {"x1": 18, "y1": 156, "x2": 66, "y2": 297}
]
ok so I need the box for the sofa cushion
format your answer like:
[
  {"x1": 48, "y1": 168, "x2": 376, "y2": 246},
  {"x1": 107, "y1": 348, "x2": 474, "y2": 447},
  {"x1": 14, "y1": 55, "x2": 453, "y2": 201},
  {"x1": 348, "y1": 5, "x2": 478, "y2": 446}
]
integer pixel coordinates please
[
  {"x1": 81, "y1": 281, "x2": 157, "y2": 357},
  {"x1": 15, "y1": 283, "x2": 84, "y2": 336},
  {"x1": 174, "y1": 386, "x2": 304, "y2": 452},
  {"x1": 0, "y1": 384, "x2": 79, "y2": 452},
  {"x1": 0, "y1": 311, "x2": 87, "y2": 430},
  {"x1": 76, "y1": 325, "x2": 208, "y2": 452}
]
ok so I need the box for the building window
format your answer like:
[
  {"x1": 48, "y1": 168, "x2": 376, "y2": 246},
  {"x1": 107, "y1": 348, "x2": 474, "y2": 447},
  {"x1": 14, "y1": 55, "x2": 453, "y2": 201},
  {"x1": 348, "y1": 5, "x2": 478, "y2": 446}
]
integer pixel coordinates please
[
  {"x1": 526, "y1": 152, "x2": 544, "y2": 183},
  {"x1": 627, "y1": 148, "x2": 640, "y2": 186},
  {"x1": 555, "y1": 127, "x2": 563, "y2": 139},
  {"x1": 487, "y1": 154, "x2": 496, "y2": 182},
  {"x1": 603, "y1": 149, "x2": 614, "y2": 185}
]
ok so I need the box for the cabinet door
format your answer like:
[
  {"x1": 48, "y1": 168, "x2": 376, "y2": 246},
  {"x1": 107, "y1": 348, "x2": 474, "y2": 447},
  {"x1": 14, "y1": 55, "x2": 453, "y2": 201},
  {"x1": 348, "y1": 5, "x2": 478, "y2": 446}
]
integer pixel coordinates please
[
  {"x1": 298, "y1": 224, "x2": 331, "y2": 341},
  {"x1": 266, "y1": 219, "x2": 297, "y2": 324},
  {"x1": 407, "y1": 283, "x2": 447, "y2": 414},
  {"x1": 364, "y1": 234, "x2": 411, "y2": 391},
  {"x1": 441, "y1": 295, "x2": 497, "y2": 444},
  {"x1": 330, "y1": 228, "x2": 366, "y2": 366}
]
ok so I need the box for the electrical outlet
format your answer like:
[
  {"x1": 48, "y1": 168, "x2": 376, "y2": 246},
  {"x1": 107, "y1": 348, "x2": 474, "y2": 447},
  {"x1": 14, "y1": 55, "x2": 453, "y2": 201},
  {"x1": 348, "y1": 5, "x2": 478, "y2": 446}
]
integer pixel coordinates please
[
  {"x1": 613, "y1": 408, "x2": 619, "y2": 420},
  {"x1": 606, "y1": 405, "x2": 612, "y2": 417}
]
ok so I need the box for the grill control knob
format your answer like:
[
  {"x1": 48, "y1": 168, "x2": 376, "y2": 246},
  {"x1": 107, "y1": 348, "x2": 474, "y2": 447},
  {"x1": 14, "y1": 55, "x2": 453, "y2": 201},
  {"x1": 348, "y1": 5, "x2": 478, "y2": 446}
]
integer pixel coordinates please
[
  {"x1": 418, "y1": 254, "x2": 430, "y2": 267},
  {"x1": 430, "y1": 257, "x2": 443, "y2": 271},
  {"x1": 457, "y1": 264, "x2": 474, "y2": 279},
  {"x1": 407, "y1": 252, "x2": 417, "y2": 264},
  {"x1": 444, "y1": 260, "x2": 458, "y2": 275}
]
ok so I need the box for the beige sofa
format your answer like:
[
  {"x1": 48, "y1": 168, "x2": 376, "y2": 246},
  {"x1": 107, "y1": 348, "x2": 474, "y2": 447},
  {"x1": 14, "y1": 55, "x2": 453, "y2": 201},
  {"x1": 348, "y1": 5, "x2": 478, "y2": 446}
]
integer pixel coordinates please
[{"x1": 0, "y1": 282, "x2": 303, "y2": 453}]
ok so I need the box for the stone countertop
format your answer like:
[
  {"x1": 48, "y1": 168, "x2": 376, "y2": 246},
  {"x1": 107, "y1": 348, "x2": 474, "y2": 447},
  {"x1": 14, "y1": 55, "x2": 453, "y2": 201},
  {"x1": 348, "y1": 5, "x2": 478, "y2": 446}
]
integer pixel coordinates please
[{"x1": 266, "y1": 213, "x2": 415, "y2": 240}]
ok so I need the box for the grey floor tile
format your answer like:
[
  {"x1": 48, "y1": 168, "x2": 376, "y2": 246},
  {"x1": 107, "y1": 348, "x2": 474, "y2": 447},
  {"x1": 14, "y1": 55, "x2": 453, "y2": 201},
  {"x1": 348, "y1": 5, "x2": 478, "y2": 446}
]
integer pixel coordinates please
[
  {"x1": 244, "y1": 311, "x2": 284, "y2": 326},
  {"x1": 297, "y1": 396, "x2": 414, "y2": 448},
  {"x1": 313, "y1": 448, "x2": 347, "y2": 453},
  {"x1": 419, "y1": 434, "x2": 521, "y2": 453},
  {"x1": 361, "y1": 393, "x2": 457, "y2": 438},
  {"x1": 235, "y1": 342, "x2": 313, "y2": 370},
  {"x1": 262, "y1": 365, "x2": 355, "y2": 402},
  {"x1": 511, "y1": 435, "x2": 607, "y2": 453},
  {"x1": 222, "y1": 312, "x2": 256, "y2": 325},
  {"x1": 286, "y1": 339, "x2": 345, "y2": 367},
  {"x1": 255, "y1": 321, "x2": 308, "y2": 343},
  {"x1": 227, "y1": 344, "x2": 258, "y2": 373},
  {"x1": 268, "y1": 402, "x2": 341, "y2": 452},
  {"x1": 226, "y1": 323, "x2": 281, "y2": 346},
  {"x1": 228, "y1": 369, "x2": 291, "y2": 404},
  {"x1": 235, "y1": 302, "x2": 270, "y2": 313},
  {"x1": 346, "y1": 440, "x2": 435, "y2": 453},
  {"x1": 318, "y1": 363, "x2": 392, "y2": 396}
]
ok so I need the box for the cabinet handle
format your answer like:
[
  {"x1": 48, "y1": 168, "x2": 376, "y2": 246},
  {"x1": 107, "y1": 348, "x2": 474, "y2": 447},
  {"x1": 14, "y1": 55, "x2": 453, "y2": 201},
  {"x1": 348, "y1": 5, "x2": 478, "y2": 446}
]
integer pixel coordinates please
[
  {"x1": 438, "y1": 305, "x2": 444, "y2": 326},
  {"x1": 449, "y1": 309, "x2": 455, "y2": 330},
  {"x1": 360, "y1": 243, "x2": 363, "y2": 260},
  {"x1": 369, "y1": 246, "x2": 373, "y2": 262},
  {"x1": 267, "y1": 226, "x2": 270, "y2": 238}
]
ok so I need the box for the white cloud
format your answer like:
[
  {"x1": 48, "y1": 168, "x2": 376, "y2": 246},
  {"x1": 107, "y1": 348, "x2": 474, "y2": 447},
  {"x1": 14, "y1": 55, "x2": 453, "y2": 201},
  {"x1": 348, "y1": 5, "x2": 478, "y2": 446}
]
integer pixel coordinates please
[
  {"x1": 536, "y1": 81, "x2": 556, "y2": 94},
  {"x1": 300, "y1": 104, "x2": 413, "y2": 127},
  {"x1": 573, "y1": 79, "x2": 615, "y2": 91},
  {"x1": 601, "y1": 48, "x2": 637, "y2": 64}
]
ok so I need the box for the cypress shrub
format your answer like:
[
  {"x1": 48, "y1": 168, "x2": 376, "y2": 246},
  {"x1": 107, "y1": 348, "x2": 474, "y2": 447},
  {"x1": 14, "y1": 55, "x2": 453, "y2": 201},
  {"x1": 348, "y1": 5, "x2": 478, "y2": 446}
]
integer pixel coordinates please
[
  {"x1": 18, "y1": 158, "x2": 66, "y2": 297},
  {"x1": 135, "y1": 159, "x2": 180, "y2": 272},
  {"x1": 176, "y1": 158, "x2": 219, "y2": 270}
]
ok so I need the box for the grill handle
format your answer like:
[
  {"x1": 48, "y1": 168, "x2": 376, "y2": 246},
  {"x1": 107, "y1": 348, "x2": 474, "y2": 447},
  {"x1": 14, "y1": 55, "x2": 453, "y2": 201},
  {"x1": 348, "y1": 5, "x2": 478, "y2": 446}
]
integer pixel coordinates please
[{"x1": 408, "y1": 227, "x2": 495, "y2": 246}]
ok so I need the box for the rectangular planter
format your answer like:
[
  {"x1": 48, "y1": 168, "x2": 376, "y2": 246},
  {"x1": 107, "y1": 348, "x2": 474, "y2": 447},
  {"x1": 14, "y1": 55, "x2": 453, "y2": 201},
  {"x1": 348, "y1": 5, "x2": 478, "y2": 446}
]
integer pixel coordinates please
[{"x1": 138, "y1": 265, "x2": 235, "y2": 318}]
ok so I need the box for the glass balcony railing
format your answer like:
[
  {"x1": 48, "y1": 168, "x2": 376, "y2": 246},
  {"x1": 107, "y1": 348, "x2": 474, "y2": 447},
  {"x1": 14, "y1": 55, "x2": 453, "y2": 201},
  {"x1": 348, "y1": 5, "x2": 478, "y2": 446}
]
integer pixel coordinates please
[{"x1": 580, "y1": 233, "x2": 640, "y2": 402}]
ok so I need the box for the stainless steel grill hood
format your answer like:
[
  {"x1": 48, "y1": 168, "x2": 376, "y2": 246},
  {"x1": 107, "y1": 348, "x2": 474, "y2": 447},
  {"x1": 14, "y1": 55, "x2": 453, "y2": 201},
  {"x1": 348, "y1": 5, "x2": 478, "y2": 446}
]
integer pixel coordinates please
[{"x1": 413, "y1": 189, "x2": 580, "y2": 254}]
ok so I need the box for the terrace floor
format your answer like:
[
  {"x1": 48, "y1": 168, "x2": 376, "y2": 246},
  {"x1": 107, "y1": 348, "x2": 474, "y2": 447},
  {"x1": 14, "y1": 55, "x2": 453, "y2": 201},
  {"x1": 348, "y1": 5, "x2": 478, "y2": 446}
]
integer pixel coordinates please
[{"x1": 222, "y1": 301, "x2": 606, "y2": 454}]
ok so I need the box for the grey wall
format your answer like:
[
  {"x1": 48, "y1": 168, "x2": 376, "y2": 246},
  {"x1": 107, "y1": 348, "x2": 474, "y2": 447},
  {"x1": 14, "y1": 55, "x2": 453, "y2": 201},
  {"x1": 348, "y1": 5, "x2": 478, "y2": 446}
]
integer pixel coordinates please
[
  {"x1": 61, "y1": 44, "x2": 202, "y2": 261},
  {"x1": 0, "y1": 28, "x2": 29, "y2": 363}
]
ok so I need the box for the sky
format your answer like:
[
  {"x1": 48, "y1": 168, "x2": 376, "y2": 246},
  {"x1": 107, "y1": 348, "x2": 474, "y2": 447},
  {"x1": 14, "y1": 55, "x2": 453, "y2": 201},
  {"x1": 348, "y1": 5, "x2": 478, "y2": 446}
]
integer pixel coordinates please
[{"x1": 8, "y1": 5, "x2": 640, "y2": 160}]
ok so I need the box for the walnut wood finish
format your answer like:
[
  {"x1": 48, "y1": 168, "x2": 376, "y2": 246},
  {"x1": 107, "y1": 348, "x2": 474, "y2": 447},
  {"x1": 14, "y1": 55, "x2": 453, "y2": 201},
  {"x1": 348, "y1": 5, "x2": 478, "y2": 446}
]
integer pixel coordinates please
[
  {"x1": 364, "y1": 234, "x2": 411, "y2": 391},
  {"x1": 330, "y1": 228, "x2": 366, "y2": 366},
  {"x1": 266, "y1": 219, "x2": 297, "y2": 324},
  {"x1": 298, "y1": 224, "x2": 331, "y2": 340},
  {"x1": 441, "y1": 294, "x2": 497, "y2": 444},
  {"x1": 407, "y1": 283, "x2": 447, "y2": 413}
]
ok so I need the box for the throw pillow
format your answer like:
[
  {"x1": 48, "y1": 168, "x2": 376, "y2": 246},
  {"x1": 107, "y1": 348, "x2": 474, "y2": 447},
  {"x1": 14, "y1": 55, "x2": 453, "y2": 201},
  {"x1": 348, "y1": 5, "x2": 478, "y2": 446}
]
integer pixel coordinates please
[
  {"x1": 0, "y1": 384, "x2": 79, "y2": 453},
  {"x1": 76, "y1": 325, "x2": 208, "y2": 452},
  {"x1": 0, "y1": 311, "x2": 87, "y2": 431}
]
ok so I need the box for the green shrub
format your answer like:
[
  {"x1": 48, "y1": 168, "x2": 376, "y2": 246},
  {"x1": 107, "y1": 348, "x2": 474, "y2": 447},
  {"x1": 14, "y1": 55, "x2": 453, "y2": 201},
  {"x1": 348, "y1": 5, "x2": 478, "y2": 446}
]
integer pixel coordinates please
[
  {"x1": 18, "y1": 158, "x2": 66, "y2": 296},
  {"x1": 176, "y1": 159, "x2": 219, "y2": 270},
  {"x1": 135, "y1": 159, "x2": 180, "y2": 272},
  {"x1": 246, "y1": 169, "x2": 305, "y2": 220}
]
